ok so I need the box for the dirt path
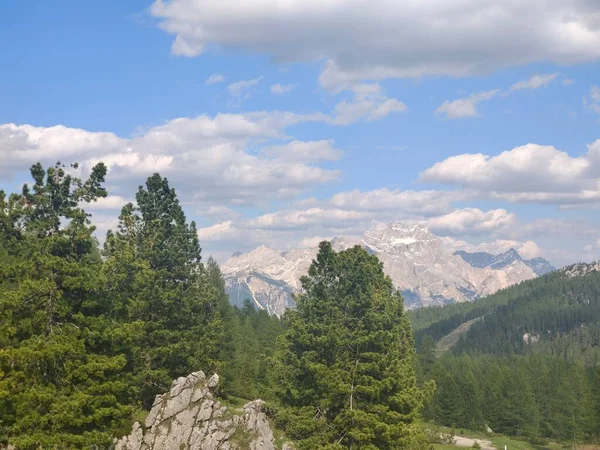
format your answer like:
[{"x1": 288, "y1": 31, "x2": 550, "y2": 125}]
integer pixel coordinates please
[{"x1": 453, "y1": 435, "x2": 495, "y2": 449}]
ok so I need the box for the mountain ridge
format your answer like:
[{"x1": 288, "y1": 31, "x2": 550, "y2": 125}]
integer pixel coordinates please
[
  {"x1": 222, "y1": 223, "x2": 554, "y2": 316},
  {"x1": 454, "y1": 248, "x2": 555, "y2": 275}
]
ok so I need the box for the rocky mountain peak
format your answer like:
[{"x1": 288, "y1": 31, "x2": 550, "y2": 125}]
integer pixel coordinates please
[
  {"x1": 222, "y1": 222, "x2": 552, "y2": 316},
  {"x1": 454, "y1": 248, "x2": 554, "y2": 275}
]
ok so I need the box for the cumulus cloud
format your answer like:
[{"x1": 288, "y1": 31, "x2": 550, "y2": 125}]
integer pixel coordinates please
[
  {"x1": 205, "y1": 73, "x2": 225, "y2": 85},
  {"x1": 197, "y1": 220, "x2": 242, "y2": 242},
  {"x1": 198, "y1": 205, "x2": 242, "y2": 221},
  {"x1": 329, "y1": 188, "x2": 469, "y2": 216},
  {"x1": 270, "y1": 84, "x2": 295, "y2": 95},
  {"x1": 428, "y1": 208, "x2": 517, "y2": 235},
  {"x1": 0, "y1": 123, "x2": 125, "y2": 175},
  {"x1": 509, "y1": 73, "x2": 560, "y2": 92},
  {"x1": 151, "y1": 0, "x2": 600, "y2": 89},
  {"x1": 585, "y1": 85, "x2": 600, "y2": 113},
  {"x1": 420, "y1": 141, "x2": 600, "y2": 205},
  {"x1": 87, "y1": 195, "x2": 131, "y2": 211},
  {"x1": 435, "y1": 90, "x2": 500, "y2": 119},
  {"x1": 0, "y1": 112, "x2": 341, "y2": 207}
]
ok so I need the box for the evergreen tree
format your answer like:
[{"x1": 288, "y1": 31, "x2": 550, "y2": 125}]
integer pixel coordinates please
[
  {"x1": 271, "y1": 242, "x2": 430, "y2": 449},
  {"x1": 0, "y1": 162, "x2": 131, "y2": 449},
  {"x1": 417, "y1": 335, "x2": 437, "y2": 380},
  {"x1": 103, "y1": 174, "x2": 222, "y2": 407}
]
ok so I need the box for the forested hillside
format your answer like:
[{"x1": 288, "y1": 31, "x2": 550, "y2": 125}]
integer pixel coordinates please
[
  {"x1": 412, "y1": 267, "x2": 600, "y2": 364},
  {"x1": 413, "y1": 267, "x2": 600, "y2": 444},
  {"x1": 0, "y1": 162, "x2": 427, "y2": 450},
  {"x1": 0, "y1": 163, "x2": 281, "y2": 448}
]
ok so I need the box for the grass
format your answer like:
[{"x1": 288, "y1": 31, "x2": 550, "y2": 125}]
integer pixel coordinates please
[{"x1": 427, "y1": 422, "x2": 596, "y2": 450}]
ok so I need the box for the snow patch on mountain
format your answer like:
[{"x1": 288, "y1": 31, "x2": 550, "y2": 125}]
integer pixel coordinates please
[{"x1": 222, "y1": 223, "x2": 553, "y2": 316}]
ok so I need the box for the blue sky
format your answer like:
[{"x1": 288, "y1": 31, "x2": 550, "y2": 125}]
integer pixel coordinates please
[{"x1": 1, "y1": 0, "x2": 600, "y2": 266}]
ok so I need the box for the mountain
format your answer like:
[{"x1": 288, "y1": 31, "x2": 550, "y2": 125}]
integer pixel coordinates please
[
  {"x1": 412, "y1": 261, "x2": 600, "y2": 365},
  {"x1": 222, "y1": 223, "x2": 549, "y2": 316},
  {"x1": 454, "y1": 248, "x2": 555, "y2": 275}
]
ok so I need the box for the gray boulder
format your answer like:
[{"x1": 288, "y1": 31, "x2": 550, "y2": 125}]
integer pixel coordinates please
[{"x1": 114, "y1": 371, "x2": 278, "y2": 450}]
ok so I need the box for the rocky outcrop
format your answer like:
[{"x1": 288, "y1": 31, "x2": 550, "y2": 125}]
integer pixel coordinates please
[
  {"x1": 563, "y1": 261, "x2": 600, "y2": 278},
  {"x1": 114, "y1": 371, "x2": 280, "y2": 450}
]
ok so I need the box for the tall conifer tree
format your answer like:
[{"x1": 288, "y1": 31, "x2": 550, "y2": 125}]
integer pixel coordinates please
[
  {"x1": 272, "y1": 242, "x2": 430, "y2": 449},
  {"x1": 0, "y1": 162, "x2": 131, "y2": 449}
]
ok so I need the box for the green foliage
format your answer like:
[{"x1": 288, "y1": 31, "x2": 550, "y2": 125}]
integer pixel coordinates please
[
  {"x1": 219, "y1": 299, "x2": 283, "y2": 399},
  {"x1": 0, "y1": 165, "x2": 238, "y2": 447},
  {"x1": 411, "y1": 270, "x2": 600, "y2": 367},
  {"x1": 103, "y1": 173, "x2": 224, "y2": 408},
  {"x1": 415, "y1": 268, "x2": 600, "y2": 443},
  {"x1": 271, "y1": 242, "x2": 431, "y2": 449},
  {"x1": 420, "y1": 353, "x2": 599, "y2": 442},
  {"x1": 0, "y1": 162, "x2": 132, "y2": 449}
]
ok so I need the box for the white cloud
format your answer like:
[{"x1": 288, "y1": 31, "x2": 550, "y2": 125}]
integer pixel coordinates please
[
  {"x1": 420, "y1": 141, "x2": 600, "y2": 203},
  {"x1": 585, "y1": 85, "x2": 600, "y2": 113},
  {"x1": 331, "y1": 83, "x2": 407, "y2": 125},
  {"x1": 227, "y1": 76, "x2": 263, "y2": 106},
  {"x1": 270, "y1": 84, "x2": 295, "y2": 95},
  {"x1": 260, "y1": 140, "x2": 342, "y2": 163},
  {"x1": 329, "y1": 188, "x2": 468, "y2": 216},
  {"x1": 435, "y1": 89, "x2": 499, "y2": 119},
  {"x1": 0, "y1": 112, "x2": 340, "y2": 207},
  {"x1": 246, "y1": 208, "x2": 371, "y2": 231},
  {"x1": 197, "y1": 220, "x2": 242, "y2": 242},
  {"x1": 87, "y1": 195, "x2": 130, "y2": 210},
  {"x1": 428, "y1": 208, "x2": 517, "y2": 235},
  {"x1": 0, "y1": 123, "x2": 124, "y2": 175},
  {"x1": 151, "y1": 0, "x2": 600, "y2": 89},
  {"x1": 198, "y1": 205, "x2": 241, "y2": 221},
  {"x1": 418, "y1": 139, "x2": 600, "y2": 209},
  {"x1": 435, "y1": 73, "x2": 560, "y2": 119},
  {"x1": 509, "y1": 73, "x2": 560, "y2": 92},
  {"x1": 205, "y1": 73, "x2": 225, "y2": 85},
  {"x1": 441, "y1": 237, "x2": 542, "y2": 260}
]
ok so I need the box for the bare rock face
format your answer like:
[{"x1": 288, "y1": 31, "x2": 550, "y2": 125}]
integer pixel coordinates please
[
  {"x1": 223, "y1": 223, "x2": 552, "y2": 315},
  {"x1": 114, "y1": 372, "x2": 277, "y2": 450}
]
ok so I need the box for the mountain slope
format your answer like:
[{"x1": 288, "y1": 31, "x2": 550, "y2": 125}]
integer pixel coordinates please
[
  {"x1": 222, "y1": 223, "x2": 552, "y2": 316},
  {"x1": 413, "y1": 262, "x2": 600, "y2": 366},
  {"x1": 454, "y1": 248, "x2": 555, "y2": 275}
]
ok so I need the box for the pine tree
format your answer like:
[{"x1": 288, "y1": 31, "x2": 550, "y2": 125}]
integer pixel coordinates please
[
  {"x1": 417, "y1": 335, "x2": 437, "y2": 380},
  {"x1": 271, "y1": 242, "x2": 429, "y2": 449},
  {"x1": 0, "y1": 162, "x2": 131, "y2": 449},
  {"x1": 103, "y1": 174, "x2": 222, "y2": 407}
]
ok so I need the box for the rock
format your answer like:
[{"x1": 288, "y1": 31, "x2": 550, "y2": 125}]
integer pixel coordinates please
[
  {"x1": 207, "y1": 373, "x2": 219, "y2": 389},
  {"x1": 114, "y1": 371, "x2": 278, "y2": 450},
  {"x1": 222, "y1": 223, "x2": 547, "y2": 315}
]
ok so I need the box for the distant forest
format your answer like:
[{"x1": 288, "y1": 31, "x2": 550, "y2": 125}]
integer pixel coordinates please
[{"x1": 411, "y1": 269, "x2": 600, "y2": 443}]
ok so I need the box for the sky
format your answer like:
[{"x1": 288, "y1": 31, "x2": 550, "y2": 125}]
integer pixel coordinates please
[{"x1": 1, "y1": 0, "x2": 600, "y2": 267}]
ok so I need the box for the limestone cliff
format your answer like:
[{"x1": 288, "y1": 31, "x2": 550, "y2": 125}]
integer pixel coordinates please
[{"x1": 114, "y1": 371, "x2": 285, "y2": 450}]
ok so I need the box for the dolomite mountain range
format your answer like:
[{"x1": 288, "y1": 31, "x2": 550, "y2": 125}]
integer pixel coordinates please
[{"x1": 221, "y1": 223, "x2": 555, "y2": 317}]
